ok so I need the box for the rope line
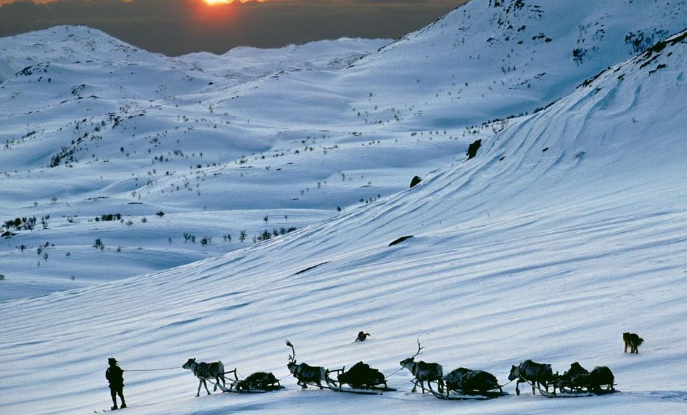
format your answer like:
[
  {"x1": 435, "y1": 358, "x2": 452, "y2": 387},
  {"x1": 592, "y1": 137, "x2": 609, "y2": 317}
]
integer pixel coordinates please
[
  {"x1": 124, "y1": 367, "x2": 180, "y2": 372},
  {"x1": 384, "y1": 366, "x2": 406, "y2": 380}
]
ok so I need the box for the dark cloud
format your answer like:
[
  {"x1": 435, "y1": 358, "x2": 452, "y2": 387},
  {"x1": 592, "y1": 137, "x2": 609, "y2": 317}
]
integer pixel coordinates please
[{"x1": 0, "y1": 0, "x2": 465, "y2": 55}]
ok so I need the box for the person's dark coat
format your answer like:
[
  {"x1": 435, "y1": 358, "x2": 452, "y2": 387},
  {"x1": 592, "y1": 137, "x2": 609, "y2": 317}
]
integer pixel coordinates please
[{"x1": 106, "y1": 364, "x2": 124, "y2": 390}]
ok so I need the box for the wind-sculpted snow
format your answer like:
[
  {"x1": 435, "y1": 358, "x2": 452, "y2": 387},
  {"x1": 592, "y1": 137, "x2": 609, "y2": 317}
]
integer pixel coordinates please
[
  {"x1": 1, "y1": 22, "x2": 687, "y2": 415},
  {"x1": 2, "y1": 1, "x2": 687, "y2": 299}
]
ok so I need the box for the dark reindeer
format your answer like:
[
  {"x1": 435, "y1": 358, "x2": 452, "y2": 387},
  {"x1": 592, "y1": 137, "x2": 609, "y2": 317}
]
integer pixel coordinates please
[
  {"x1": 572, "y1": 366, "x2": 615, "y2": 394},
  {"x1": 399, "y1": 340, "x2": 444, "y2": 393},
  {"x1": 182, "y1": 358, "x2": 226, "y2": 397},
  {"x1": 555, "y1": 362, "x2": 589, "y2": 393},
  {"x1": 508, "y1": 359, "x2": 553, "y2": 396},
  {"x1": 285, "y1": 340, "x2": 327, "y2": 389}
]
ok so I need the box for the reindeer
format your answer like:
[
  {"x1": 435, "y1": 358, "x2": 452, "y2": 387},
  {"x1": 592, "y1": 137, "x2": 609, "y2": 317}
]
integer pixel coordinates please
[
  {"x1": 399, "y1": 340, "x2": 444, "y2": 393},
  {"x1": 285, "y1": 340, "x2": 327, "y2": 389},
  {"x1": 508, "y1": 360, "x2": 553, "y2": 396},
  {"x1": 182, "y1": 358, "x2": 226, "y2": 397}
]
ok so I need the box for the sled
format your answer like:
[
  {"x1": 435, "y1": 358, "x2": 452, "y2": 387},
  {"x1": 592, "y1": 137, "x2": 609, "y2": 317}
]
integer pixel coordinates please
[
  {"x1": 220, "y1": 369, "x2": 285, "y2": 393},
  {"x1": 428, "y1": 382, "x2": 507, "y2": 400},
  {"x1": 537, "y1": 384, "x2": 617, "y2": 398},
  {"x1": 325, "y1": 365, "x2": 397, "y2": 395}
]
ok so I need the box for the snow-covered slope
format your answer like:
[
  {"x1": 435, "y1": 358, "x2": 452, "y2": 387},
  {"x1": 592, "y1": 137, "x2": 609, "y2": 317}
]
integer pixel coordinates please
[
  {"x1": 2, "y1": 1, "x2": 686, "y2": 301},
  {"x1": 2, "y1": 24, "x2": 687, "y2": 415}
]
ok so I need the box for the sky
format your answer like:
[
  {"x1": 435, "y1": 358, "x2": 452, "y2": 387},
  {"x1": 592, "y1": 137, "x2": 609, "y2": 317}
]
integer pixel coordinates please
[{"x1": 0, "y1": 0, "x2": 466, "y2": 55}]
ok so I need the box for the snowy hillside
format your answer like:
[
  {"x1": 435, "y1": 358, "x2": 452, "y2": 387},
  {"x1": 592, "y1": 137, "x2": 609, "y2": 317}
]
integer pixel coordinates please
[
  {"x1": 2, "y1": 1, "x2": 687, "y2": 301},
  {"x1": 2, "y1": 16, "x2": 687, "y2": 415}
]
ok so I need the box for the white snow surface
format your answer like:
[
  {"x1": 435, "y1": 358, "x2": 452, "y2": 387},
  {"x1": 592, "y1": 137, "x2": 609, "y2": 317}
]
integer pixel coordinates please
[{"x1": 2, "y1": 1, "x2": 687, "y2": 414}]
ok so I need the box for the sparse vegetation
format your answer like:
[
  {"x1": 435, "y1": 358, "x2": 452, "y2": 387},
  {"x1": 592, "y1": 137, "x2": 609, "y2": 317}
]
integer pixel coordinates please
[{"x1": 93, "y1": 238, "x2": 104, "y2": 250}]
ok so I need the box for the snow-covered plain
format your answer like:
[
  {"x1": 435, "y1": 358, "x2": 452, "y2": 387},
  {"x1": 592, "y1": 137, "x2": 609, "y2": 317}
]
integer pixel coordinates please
[{"x1": 2, "y1": 0, "x2": 687, "y2": 414}]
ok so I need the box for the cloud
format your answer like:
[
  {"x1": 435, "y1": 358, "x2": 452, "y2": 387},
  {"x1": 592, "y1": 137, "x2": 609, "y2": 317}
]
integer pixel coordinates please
[{"x1": 0, "y1": 0, "x2": 464, "y2": 55}]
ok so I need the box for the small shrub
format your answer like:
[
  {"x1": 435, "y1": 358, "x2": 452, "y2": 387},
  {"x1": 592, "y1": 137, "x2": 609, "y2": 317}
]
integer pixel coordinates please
[
  {"x1": 410, "y1": 176, "x2": 422, "y2": 188},
  {"x1": 93, "y1": 238, "x2": 104, "y2": 250}
]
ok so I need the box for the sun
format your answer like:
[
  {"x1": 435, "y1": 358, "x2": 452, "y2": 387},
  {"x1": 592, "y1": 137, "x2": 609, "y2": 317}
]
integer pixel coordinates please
[{"x1": 204, "y1": 0, "x2": 232, "y2": 5}]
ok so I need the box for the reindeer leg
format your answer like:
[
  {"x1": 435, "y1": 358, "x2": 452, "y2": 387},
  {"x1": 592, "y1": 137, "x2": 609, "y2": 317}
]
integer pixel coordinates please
[
  {"x1": 515, "y1": 380, "x2": 520, "y2": 396},
  {"x1": 411, "y1": 380, "x2": 418, "y2": 393},
  {"x1": 531, "y1": 381, "x2": 536, "y2": 395},
  {"x1": 420, "y1": 380, "x2": 426, "y2": 394},
  {"x1": 203, "y1": 379, "x2": 212, "y2": 395},
  {"x1": 196, "y1": 381, "x2": 202, "y2": 397}
]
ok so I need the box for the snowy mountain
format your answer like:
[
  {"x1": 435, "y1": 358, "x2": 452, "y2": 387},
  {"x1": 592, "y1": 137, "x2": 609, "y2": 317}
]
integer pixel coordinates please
[
  {"x1": 2, "y1": 1, "x2": 686, "y2": 301},
  {"x1": 2, "y1": 3, "x2": 687, "y2": 414}
]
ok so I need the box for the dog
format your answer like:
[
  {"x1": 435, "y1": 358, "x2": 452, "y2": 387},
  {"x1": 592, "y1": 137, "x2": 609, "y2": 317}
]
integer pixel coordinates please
[{"x1": 623, "y1": 332, "x2": 644, "y2": 353}]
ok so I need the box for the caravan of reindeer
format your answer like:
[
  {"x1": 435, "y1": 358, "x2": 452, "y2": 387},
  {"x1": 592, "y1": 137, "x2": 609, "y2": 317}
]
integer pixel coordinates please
[{"x1": 176, "y1": 332, "x2": 628, "y2": 400}]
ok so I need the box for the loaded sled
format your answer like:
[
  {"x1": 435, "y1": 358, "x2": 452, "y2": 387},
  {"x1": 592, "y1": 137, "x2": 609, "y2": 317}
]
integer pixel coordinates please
[
  {"x1": 539, "y1": 363, "x2": 616, "y2": 398},
  {"x1": 325, "y1": 362, "x2": 396, "y2": 395},
  {"x1": 430, "y1": 368, "x2": 508, "y2": 400},
  {"x1": 222, "y1": 369, "x2": 285, "y2": 393}
]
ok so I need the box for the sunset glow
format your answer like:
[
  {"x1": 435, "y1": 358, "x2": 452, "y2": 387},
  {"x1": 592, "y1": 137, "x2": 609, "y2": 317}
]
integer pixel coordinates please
[{"x1": 204, "y1": 0, "x2": 232, "y2": 5}]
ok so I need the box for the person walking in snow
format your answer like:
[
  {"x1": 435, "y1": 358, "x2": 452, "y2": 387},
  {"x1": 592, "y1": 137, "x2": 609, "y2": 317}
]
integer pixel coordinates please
[{"x1": 106, "y1": 358, "x2": 126, "y2": 410}]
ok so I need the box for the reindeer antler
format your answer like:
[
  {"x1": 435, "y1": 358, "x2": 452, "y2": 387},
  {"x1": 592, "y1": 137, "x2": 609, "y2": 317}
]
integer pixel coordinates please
[
  {"x1": 285, "y1": 339, "x2": 296, "y2": 362},
  {"x1": 412, "y1": 338, "x2": 424, "y2": 359}
]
